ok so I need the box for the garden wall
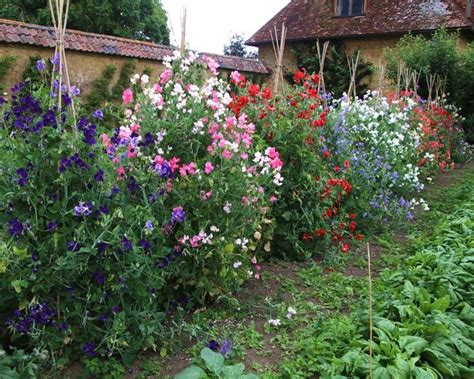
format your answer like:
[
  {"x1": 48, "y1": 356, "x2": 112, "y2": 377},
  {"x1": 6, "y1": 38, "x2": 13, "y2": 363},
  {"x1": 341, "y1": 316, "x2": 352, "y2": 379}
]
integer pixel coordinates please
[
  {"x1": 0, "y1": 42, "x2": 164, "y2": 95},
  {"x1": 0, "y1": 18, "x2": 271, "y2": 95}
]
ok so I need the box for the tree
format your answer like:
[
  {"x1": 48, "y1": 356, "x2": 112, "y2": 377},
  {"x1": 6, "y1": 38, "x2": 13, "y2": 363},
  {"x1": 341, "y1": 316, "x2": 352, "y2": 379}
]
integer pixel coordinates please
[
  {"x1": 223, "y1": 34, "x2": 258, "y2": 59},
  {"x1": 0, "y1": 0, "x2": 170, "y2": 44}
]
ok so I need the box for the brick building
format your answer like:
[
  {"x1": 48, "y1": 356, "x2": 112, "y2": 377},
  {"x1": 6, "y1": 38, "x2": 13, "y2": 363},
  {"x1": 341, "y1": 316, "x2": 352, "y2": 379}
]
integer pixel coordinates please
[{"x1": 247, "y1": 0, "x2": 474, "y2": 86}]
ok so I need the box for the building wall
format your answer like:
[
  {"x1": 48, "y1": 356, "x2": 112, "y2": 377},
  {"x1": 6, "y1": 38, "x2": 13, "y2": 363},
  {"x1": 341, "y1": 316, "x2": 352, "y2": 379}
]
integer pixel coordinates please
[{"x1": 0, "y1": 42, "x2": 165, "y2": 95}]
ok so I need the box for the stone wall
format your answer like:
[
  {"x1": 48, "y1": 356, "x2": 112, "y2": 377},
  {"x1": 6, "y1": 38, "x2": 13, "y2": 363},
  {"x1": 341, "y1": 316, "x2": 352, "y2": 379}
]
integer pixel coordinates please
[{"x1": 0, "y1": 42, "x2": 165, "y2": 95}]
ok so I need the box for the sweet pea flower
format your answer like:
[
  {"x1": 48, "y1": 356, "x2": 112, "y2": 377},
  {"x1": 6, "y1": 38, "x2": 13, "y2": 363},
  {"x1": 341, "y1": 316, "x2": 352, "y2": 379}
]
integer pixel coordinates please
[
  {"x1": 204, "y1": 162, "x2": 214, "y2": 174},
  {"x1": 122, "y1": 88, "x2": 133, "y2": 105}
]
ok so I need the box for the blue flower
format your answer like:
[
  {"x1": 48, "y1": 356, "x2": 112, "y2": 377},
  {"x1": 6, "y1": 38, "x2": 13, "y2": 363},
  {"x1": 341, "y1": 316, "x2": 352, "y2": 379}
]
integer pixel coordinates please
[
  {"x1": 36, "y1": 59, "x2": 45, "y2": 72},
  {"x1": 8, "y1": 219, "x2": 24, "y2": 237},
  {"x1": 82, "y1": 342, "x2": 97, "y2": 358},
  {"x1": 219, "y1": 339, "x2": 233, "y2": 357},
  {"x1": 171, "y1": 207, "x2": 186, "y2": 223},
  {"x1": 93, "y1": 109, "x2": 104, "y2": 119},
  {"x1": 145, "y1": 220, "x2": 154, "y2": 231}
]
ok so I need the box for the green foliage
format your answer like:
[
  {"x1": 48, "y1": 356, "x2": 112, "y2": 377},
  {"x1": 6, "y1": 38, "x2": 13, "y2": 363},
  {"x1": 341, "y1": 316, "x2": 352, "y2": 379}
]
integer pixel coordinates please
[
  {"x1": 111, "y1": 60, "x2": 137, "y2": 101},
  {"x1": 0, "y1": 55, "x2": 16, "y2": 91},
  {"x1": 385, "y1": 29, "x2": 460, "y2": 97},
  {"x1": 175, "y1": 348, "x2": 258, "y2": 379},
  {"x1": 0, "y1": 346, "x2": 46, "y2": 378},
  {"x1": 223, "y1": 34, "x2": 258, "y2": 59},
  {"x1": 0, "y1": 0, "x2": 170, "y2": 44},
  {"x1": 385, "y1": 28, "x2": 474, "y2": 142},
  {"x1": 282, "y1": 199, "x2": 474, "y2": 378},
  {"x1": 85, "y1": 64, "x2": 117, "y2": 110},
  {"x1": 290, "y1": 42, "x2": 374, "y2": 97}
]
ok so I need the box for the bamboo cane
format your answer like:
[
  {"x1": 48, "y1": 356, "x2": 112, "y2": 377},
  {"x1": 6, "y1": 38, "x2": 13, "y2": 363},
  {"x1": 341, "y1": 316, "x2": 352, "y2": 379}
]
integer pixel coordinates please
[
  {"x1": 270, "y1": 23, "x2": 287, "y2": 95},
  {"x1": 180, "y1": 8, "x2": 187, "y2": 57},
  {"x1": 316, "y1": 39, "x2": 329, "y2": 105}
]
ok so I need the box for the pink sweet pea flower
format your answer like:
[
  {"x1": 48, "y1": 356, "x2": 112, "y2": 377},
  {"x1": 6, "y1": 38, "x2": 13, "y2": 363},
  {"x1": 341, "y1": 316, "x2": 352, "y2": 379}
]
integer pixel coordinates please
[
  {"x1": 204, "y1": 162, "x2": 214, "y2": 174},
  {"x1": 169, "y1": 157, "x2": 181, "y2": 172},
  {"x1": 222, "y1": 150, "x2": 232, "y2": 160},
  {"x1": 160, "y1": 68, "x2": 172, "y2": 84},
  {"x1": 117, "y1": 166, "x2": 126, "y2": 180},
  {"x1": 122, "y1": 88, "x2": 133, "y2": 105}
]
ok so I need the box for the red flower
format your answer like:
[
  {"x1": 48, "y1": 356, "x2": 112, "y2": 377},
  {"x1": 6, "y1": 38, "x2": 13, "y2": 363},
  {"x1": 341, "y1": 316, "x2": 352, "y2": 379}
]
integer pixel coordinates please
[
  {"x1": 294, "y1": 69, "x2": 306, "y2": 83},
  {"x1": 261, "y1": 87, "x2": 272, "y2": 100},
  {"x1": 334, "y1": 165, "x2": 340, "y2": 173},
  {"x1": 302, "y1": 233, "x2": 313, "y2": 241},
  {"x1": 323, "y1": 150, "x2": 330, "y2": 159},
  {"x1": 341, "y1": 243, "x2": 350, "y2": 253},
  {"x1": 349, "y1": 221, "x2": 356, "y2": 232},
  {"x1": 248, "y1": 84, "x2": 260, "y2": 97},
  {"x1": 315, "y1": 228, "x2": 326, "y2": 237},
  {"x1": 355, "y1": 234, "x2": 363, "y2": 241},
  {"x1": 344, "y1": 160, "x2": 350, "y2": 169}
]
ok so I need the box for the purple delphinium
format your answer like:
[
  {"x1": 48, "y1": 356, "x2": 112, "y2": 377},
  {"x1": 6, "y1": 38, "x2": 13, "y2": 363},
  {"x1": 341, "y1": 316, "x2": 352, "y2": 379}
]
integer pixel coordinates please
[
  {"x1": 82, "y1": 342, "x2": 97, "y2": 358},
  {"x1": 93, "y1": 109, "x2": 104, "y2": 119},
  {"x1": 171, "y1": 207, "x2": 186, "y2": 223},
  {"x1": 138, "y1": 239, "x2": 151, "y2": 250},
  {"x1": 70, "y1": 86, "x2": 80, "y2": 97}
]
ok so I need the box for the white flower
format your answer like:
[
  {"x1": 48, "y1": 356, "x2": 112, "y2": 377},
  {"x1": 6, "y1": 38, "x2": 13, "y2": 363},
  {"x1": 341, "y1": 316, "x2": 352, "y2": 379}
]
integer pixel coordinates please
[
  {"x1": 268, "y1": 319, "x2": 281, "y2": 327},
  {"x1": 233, "y1": 261, "x2": 242, "y2": 269},
  {"x1": 223, "y1": 202, "x2": 232, "y2": 214},
  {"x1": 210, "y1": 225, "x2": 220, "y2": 233},
  {"x1": 141, "y1": 74, "x2": 150, "y2": 84},
  {"x1": 286, "y1": 307, "x2": 297, "y2": 319}
]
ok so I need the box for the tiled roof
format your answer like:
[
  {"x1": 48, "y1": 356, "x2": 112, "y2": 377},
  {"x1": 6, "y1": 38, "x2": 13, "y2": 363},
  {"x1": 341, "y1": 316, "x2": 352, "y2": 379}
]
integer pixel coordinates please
[
  {"x1": 247, "y1": 0, "x2": 474, "y2": 45},
  {"x1": 202, "y1": 52, "x2": 271, "y2": 74},
  {"x1": 0, "y1": 18, "x2": 270, "y2": 75}
]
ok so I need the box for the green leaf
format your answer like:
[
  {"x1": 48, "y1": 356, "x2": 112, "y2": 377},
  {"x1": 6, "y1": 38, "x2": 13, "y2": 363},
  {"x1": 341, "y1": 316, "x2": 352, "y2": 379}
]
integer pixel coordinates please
[
  {"x1": 174, "y1": 366, "x2": 208, "y2": 379},
  {"x1": 413, "y1": 367, "x2": 436, "y2": 379},
  {"x1": 200, "y1": 348, "x2": 224, "y2": 373},
  {"x1": 219, "y1": 363, "x2": 245, "y2": 378},
  {"x1": 399, "y1": 336, "x2": 428, "y2": 356},
  {"x1": 430, "y1": 296, "x2": 450, "y2": 312},
  {"x1": 224, "y1": 244, "x2": 235, "y2": 254},
  {"x1": 240, "y1": 375, "x2": 259, "y2": 379},
  {"x1": 373, "y1": 367, "x2": 391, "y2": 379}
]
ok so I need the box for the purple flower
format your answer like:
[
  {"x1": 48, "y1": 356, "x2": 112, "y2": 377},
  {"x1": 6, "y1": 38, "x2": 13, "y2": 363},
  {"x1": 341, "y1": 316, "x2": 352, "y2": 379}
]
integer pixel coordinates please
[
  {"x1": 74, "y1": 202, "x2": 92, "y2": 217},
  {"x1": 92, "y1": 168, "x2": 105, "y2": 182},
  {"x1": 171, "y1": 207, "x2": 186, "y2": 223},
  {"x1": 36, "y1": 59, "x2": 45, "y2": 72},
  {"x1": 208, "y1": 340, "x2": 219, "y2": 351},
  {"x1": 70, "y1": 86, "x2": 80, "y2": 97},
  {"x1": 50, "y1": 53, "x2": 60, "y2": 66},
  {"x1": 99, "y1": 314, "x2": 109, "y2": 322},
  {"x1": 138, "y1": 239, "x2": 151, "y2": 250},
  {"x1": 93, "y1": 271, "x2": 105, "y2": 285},
  {"x1": 16, "y1": 167, "x2": 29, "y2": 187},
  {"x1": 121, "y1": 237, "x2": 132, "y2": 251},
  {"x1": 67, "y1": 240, "x2": 81, "y2": 252},
  {"x1": 8, "y1": 218, "x2": 24, "y2": 237},
  {"x1": 46, "y1": 221, "x2": 58, "y2": 232},
  {"x1": 82, "y1": 342, "x2": 97, "y2": 358},
  {"x1": 7, "y1": 303, "x2": 56, "y2": 334},
  {"x1": 145, "y1": 220, "x2": 154, "y2": 231},
  {"x1": 219, "y1": 339, "x2": 232, "y2": 357},
  {"x1": 0, "y1": 96, "x2": 6, "y2": 105},
  {"x1": 93, "y1": 109, "x2": 104, "y2": 119},
  {"x1": 111, "y1": 305, "x2": 120, "y2": 314},
  {"x1": 154, "y1": 161, "x2": 173, "y2": 179}
]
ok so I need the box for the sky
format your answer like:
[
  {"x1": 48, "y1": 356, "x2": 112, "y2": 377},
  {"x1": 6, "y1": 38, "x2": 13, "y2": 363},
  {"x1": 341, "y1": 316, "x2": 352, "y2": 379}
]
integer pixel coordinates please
[{"x1": 160, "y1": 0, "x2": 290, "y2": 54}]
